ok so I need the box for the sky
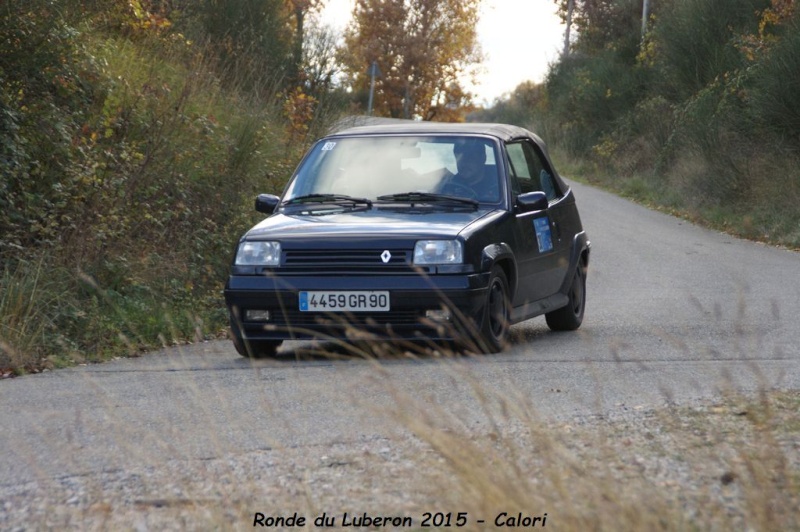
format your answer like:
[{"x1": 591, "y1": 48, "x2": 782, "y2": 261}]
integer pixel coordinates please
[{"x1": 318, "y1": 0, "x2": 567, "y2": 106}]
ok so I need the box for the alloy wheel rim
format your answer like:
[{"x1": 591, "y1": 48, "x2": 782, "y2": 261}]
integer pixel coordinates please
[
  {"x1": 572, "y1": 270, "x2": 584, "y2": 315},
  {"x1": 489, "y1": 279, "x2": 507, "y2": 339}
]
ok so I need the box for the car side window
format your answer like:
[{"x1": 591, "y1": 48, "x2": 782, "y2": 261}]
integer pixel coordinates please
[
  {"x1": 506, "y1": 143, "x2": 532, "y2": 195},
  {"x1": 505, "y1": 140, "x2": 561, "y2": 201}
]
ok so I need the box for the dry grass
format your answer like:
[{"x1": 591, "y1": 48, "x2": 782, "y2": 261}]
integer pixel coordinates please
[
  {"x1": 372, "y1": 363, "x2": 799, "y2": 532},
  {"x1": 0, "y1": 260, "x2": 64, "y2": 371},
  {"x1": 2, "y1": 315, "x2": 798, "y2": 530},
  {"x1": 3, "y1": 342, "x2": 796, "y2": 531}
]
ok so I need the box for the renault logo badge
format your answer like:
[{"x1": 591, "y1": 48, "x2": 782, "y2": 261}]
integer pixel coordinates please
[{"x1": 381, "y1": 250, "x2": 392, "y2": 263}]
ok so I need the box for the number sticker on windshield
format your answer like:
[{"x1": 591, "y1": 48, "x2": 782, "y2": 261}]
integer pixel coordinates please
[{"x1": 321, "y1": 141, "x2": 337, "y2": 151}]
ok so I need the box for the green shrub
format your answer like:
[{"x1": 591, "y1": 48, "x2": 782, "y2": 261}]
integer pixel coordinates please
[
  {"x1": 544, "y1": 50, "x2": 646, "y2": 155},
  {"x1": 749, "y1": 13, "x2": 800, "y2": 142},
  {"x1": 0, "y1": 1, "x2": 339, "y2": 371},
  {"x1": 652, "y1": 0, "x2": 769, "y2": 101},
  {"x1": 535, "y1": 0, "x2": 800, "y2": 248},
  {"x1": 177, "y1": 0, "x2": 294, "y2": 95},
  {"x1": 0, "y1": 1, "x2": 102, "y2": 259}
]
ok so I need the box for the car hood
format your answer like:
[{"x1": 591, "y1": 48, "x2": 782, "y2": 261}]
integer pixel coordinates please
[{"x1": 244, "y1": 208, "x2": 498, "y2": 242}]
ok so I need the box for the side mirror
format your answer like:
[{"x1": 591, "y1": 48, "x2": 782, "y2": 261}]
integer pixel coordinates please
[
  {"x1": 516, "y1": 191, "x2": 548, "y2": 213},
  {"x1": 255, "y1": 194, "x2": 280, "y2": 214}
]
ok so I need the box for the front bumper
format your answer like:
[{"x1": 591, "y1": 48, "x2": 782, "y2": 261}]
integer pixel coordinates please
[{"x1": 224, "y1": 272, "x2": 491, "y2": 342}]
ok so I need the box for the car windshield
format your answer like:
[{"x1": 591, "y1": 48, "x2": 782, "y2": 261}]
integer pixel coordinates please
[{"x1": 283, "y1": 135, "x2": 502, "y2": 205}]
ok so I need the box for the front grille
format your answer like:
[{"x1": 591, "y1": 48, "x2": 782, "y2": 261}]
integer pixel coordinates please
[{"x1": 282, "y1": 248, "x2": 415, "y2": 274}]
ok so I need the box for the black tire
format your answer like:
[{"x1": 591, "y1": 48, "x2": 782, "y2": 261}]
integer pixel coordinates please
[
  {"x1": 229, "y1": 313, "x2": 282, "y2": 358},
  {"x1": 477, "y1": 266, "x2": 510, "y2": 353},
  {"x1": 545, "y1": 264, "x2": 586, "y2": 331},
  {"x1": 233, "y1": 337, "x2": 282, "y2": 359}
]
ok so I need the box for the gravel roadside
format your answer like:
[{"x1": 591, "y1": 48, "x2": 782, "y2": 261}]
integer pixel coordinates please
[{"x1": 1, "y1": 390, "x2": 797, "y2": 531}]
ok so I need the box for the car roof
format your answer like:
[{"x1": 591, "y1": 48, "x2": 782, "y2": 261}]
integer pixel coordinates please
[{"x1": 327, "y1": 117, "x2": 543, "y2": 144}]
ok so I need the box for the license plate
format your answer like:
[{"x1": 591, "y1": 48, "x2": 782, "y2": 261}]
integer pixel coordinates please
[{"x1": 299, "y1": 291, "x2": 390, "y2": 312}]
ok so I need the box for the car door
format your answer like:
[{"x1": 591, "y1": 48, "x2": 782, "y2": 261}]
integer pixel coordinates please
[{"x1": 505, "y1": 140, "x2": 569, "y2": 303}]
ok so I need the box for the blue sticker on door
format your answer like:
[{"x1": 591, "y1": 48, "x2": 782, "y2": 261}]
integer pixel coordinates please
[{"x1": 533, "y1": 216, "x2": 553, "y2": 253}]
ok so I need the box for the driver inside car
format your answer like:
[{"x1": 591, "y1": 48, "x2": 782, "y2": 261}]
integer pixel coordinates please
[{"x1": 439, "y1": 139, "x2": 500, "y2": 202}]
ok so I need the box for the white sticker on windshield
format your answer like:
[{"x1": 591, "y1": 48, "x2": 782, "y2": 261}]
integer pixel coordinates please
[{"x1": 321, "y1": 141, "x2": 337, "y2": 151}]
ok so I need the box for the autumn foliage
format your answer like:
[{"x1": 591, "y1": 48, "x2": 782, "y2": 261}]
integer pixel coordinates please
[{"x1": 340, "y1": 0, "x2": 482, "y2": 121}]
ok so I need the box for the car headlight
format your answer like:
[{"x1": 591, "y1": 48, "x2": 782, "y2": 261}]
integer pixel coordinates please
[
  {"x1": 235, "y1": 241, "x2": 281, "y2": 266},
  {"x1": 413, "y1": 240, "x2": 463, "y2": 265}
]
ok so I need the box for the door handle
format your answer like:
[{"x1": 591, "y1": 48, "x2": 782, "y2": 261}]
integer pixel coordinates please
[{"x1": 552, "y1": 219, "x2": 562, "y2": 241}]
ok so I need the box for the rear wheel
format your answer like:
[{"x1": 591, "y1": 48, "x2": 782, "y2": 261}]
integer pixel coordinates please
[
  {"x1": 476, "y1": 266, "x2": 510, "y2": 353},
  {"x1": 545, "y1": 264, "x2": 586, "y2": 331}
]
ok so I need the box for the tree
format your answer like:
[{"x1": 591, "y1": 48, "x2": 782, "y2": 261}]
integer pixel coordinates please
[
  {"x1": 340, "y1": 0, "x2": 482, "y2": 121},
  {"x1": 286, "y1": 0, "x2": 324, "y2": 84},
  {"x1": 555, "y1": 0, "x2": 655, "y2": 58},
  {"x1": 301, "y1": 22, "x2": 343, "y2": 95},
  {"x1": 468, "y1": 81, "x2": 546, "y2": 127}
]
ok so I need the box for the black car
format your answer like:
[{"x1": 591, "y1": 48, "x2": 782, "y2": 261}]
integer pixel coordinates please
[{"x1": 224, "y1": 121, "x2": 590, "y2": 356}]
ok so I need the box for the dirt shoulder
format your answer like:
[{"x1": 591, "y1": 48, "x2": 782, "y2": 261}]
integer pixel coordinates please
[{"x1": 1, "y1": 390, "x2": 797, "y2": 530}]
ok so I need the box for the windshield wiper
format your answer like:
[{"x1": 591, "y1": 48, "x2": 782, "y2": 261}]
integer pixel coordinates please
[
  {"x1": 376, "y1": 192, "x2": 479, "y2": 208},
  {"x1": 282, "y1": 194, "x2": 373, "y2": 208}
]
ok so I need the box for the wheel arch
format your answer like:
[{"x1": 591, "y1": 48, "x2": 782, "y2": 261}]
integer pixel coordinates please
[
  {"x1": 559, "y1": 231, "x2": 591, "y2": 295},
  {"x1": 481, "y1": 243, "x2": 517, "y2": 296}
]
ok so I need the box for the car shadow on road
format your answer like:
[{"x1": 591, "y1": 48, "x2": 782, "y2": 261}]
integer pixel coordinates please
[{"x1": 236, "y1": 323, "x2": 558, "y2": 365}]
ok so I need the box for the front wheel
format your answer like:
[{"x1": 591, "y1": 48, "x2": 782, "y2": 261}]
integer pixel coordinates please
[
  {"x1": 476, "y1": 266, "x2": 510, "y2": 353},
  {"x1": 233, "y1": 336, "x2": 282, "y2": 359},
  {"x1": 545, "y1": 265, "x2": 586, "y2": 331},
  {"x1": 229, "y1": 312, "x2": 282, "y2": 358}
]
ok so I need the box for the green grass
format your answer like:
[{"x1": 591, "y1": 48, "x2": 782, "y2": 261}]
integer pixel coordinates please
[
  {"x1": 0, "y1": 261, "x2": 229, "y2": 374},
  {"x1": 552, "y1": 145, "x2": 800, "y2": 251}
]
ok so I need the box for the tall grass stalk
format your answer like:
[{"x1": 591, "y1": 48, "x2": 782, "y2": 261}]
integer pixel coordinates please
[
  {"x1": 0, "y1": 261, "x2": 62, "y2": 370},
  {"x1": 368, "y1": 350, "x2": 798, "y2": 530}
]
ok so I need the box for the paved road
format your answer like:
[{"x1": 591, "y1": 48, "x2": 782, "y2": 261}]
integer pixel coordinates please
[{"x1": 2, "y1": 180, "x2": 799, "y2": 493}]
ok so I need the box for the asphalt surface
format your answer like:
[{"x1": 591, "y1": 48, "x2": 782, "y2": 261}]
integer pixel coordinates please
[{"x1": 2, "y1": 180, "x2": 799, "y2": 489}]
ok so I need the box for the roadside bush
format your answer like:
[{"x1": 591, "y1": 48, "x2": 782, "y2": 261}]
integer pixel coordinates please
[
  {"x1": 176, "y1": 0, "x2": 294, "y2": 96},
  {"x1": 534, "y1": 0, "x2": 800, "y2": 248},
  {"x1": 544, "y1": 50, "x2": 646, "y2": 155},
  {"x1": 591, "y1": 95, "x2": 675, "y2": 177},
  {"x1": 0, "y1": 1, "x2": 102, "y2": 259},
  {"x1": 0, "y1": 1, "x2": 340, "y2": 372},
  {"x1": 662, "y1": 78, "x2": 756, "y2": 203},
  {"x1": 652, "y1": 0, "x2": 769, "y2": 101},
  {"x1": 748, "y1": 12, "x2": 800, "y2": 143}
]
